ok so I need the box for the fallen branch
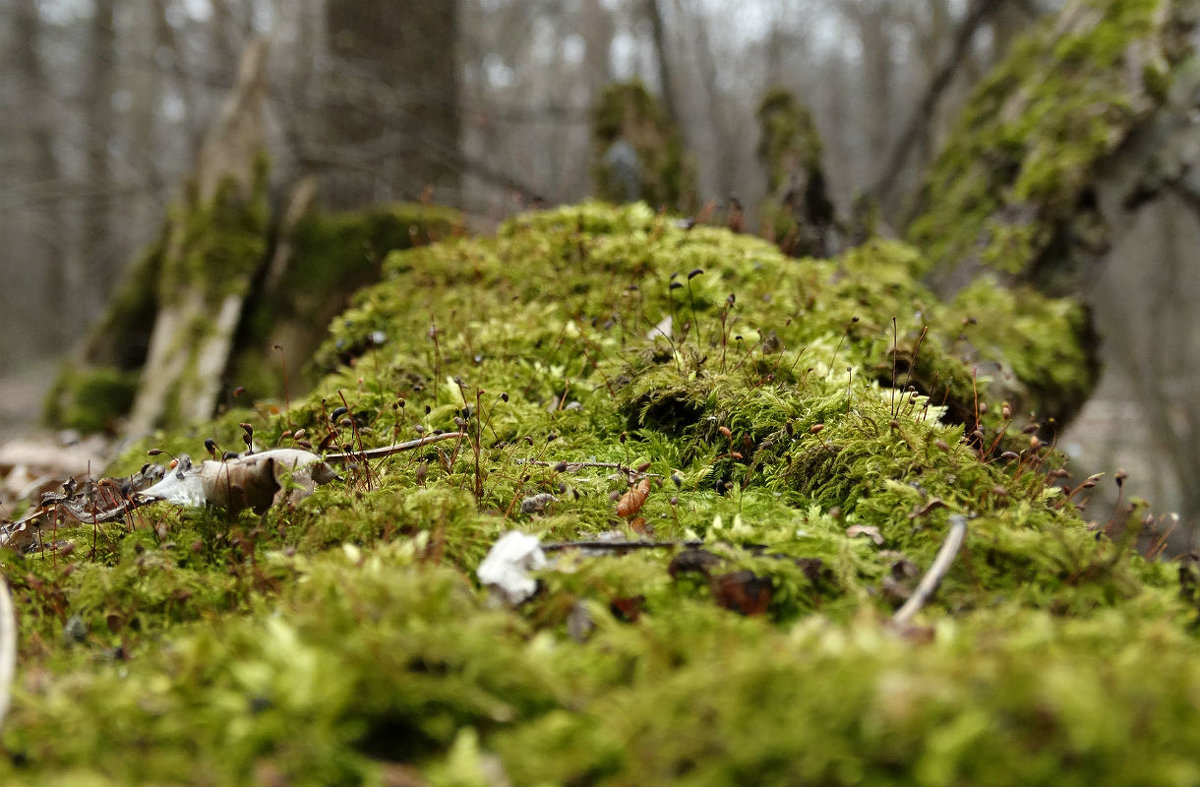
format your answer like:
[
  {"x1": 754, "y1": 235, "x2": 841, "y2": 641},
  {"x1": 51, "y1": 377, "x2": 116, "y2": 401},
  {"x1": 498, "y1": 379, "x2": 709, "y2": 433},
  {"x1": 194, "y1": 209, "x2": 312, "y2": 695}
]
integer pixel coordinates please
[
  {"x1": 0, "y1": 433, "x2": 466, "y2": 549},
  {"x1": 516, "y1": 458, "x2": 661, "y2": 481},
  {"x1": 540, "y1": 538, "x2": 703, "y2": 553}
]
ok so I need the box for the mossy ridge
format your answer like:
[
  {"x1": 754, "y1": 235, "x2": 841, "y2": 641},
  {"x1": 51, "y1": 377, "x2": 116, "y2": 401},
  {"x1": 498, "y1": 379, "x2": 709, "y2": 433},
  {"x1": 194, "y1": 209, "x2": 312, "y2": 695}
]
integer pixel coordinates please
[
  {"x1": 3, "y1": 202, "x2": 1193, "y2": 783},
  {"x1": 907, "y1": 0, "x2": 1175, "y2": 288}
]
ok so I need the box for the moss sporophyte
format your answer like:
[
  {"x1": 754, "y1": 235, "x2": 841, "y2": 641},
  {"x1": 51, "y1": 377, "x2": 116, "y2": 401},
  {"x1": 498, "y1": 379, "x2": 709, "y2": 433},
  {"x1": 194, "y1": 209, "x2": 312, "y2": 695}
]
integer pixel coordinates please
[{"x1": 3, "y1": 202, "x2": 1197, "y2": 784}]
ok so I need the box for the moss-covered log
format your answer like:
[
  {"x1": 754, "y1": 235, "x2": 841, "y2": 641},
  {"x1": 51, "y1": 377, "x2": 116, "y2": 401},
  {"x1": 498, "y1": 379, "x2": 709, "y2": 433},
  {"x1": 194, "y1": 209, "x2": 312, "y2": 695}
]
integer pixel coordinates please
[
  {"x1": 14, "y1": 1, "x2": 1200, "y2": 781},
  {"x1": 4, "y1": 202, "x2": 1192, "y2": 784}
]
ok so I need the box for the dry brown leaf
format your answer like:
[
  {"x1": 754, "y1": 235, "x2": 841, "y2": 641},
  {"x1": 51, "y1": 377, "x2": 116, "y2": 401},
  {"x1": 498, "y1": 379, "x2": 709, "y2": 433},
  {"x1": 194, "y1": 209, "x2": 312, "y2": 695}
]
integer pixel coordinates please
[{"x1": 616, "y1": 478, "x2": 651, "y2": 518}]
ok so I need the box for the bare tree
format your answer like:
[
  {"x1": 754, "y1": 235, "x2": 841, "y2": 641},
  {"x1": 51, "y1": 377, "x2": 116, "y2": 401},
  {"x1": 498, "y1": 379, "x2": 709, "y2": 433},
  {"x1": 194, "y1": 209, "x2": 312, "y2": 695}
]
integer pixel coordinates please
[
  {"x1": 9, "y1": 0, "x2": 64, "y2": 351},
  {"x1": 320, "y1": 0, "x2": 461, "y2": 208}
]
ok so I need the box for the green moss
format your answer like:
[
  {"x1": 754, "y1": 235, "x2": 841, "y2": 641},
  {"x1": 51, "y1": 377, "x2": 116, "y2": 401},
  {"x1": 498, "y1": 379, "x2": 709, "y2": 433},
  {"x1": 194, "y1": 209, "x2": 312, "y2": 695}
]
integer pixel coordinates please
[
  {"x1": 227, "y1": 202, "x2": 462, "y2": 402},
  {"x1": 4, "y1": 202, "x2": 1191, "y2": 784},
  {"x1": 907, "y1": 0, "x2": 1173, "y2": 287},
  {"x1": 42, "y1": 367, "x2": 139, "y2": 434}
]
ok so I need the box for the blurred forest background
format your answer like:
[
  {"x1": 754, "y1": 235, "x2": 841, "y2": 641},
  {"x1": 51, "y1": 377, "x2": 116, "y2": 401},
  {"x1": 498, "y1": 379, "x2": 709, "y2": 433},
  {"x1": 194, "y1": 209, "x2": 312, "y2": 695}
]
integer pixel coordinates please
[{"x1": 0, "y1": 0, "x2": 1196, "y2": 541}]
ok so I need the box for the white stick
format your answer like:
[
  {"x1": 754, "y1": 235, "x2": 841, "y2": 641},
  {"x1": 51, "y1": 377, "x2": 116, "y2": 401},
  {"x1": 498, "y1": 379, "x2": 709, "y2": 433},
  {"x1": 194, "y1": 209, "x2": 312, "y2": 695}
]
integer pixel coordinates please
[{"x1": 892, "y1": 514, "x2": 968, "y2": 626}]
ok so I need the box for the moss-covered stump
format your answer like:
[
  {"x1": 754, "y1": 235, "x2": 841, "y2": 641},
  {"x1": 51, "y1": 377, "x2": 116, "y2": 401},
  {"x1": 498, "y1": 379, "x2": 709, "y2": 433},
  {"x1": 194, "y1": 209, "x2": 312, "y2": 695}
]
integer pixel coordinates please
[
  {"x1": 3, "y1": 203, "x2": 1193, "y2": 784},
  {"x1": 226, "y1": 201, "x2": 462, "y2": 406},
  {"x1": 45, "y1": 200, "x2": 461, "y2": 435},
  {"x1": 756, "y1": 88, "x2": 839, "y2": 258},
  {"x1": 907, "y1": 0, "x2": 1192, "y2": 294},
  {"x1": 592, "y1": 81, "x2": 695, "y2": 210}
]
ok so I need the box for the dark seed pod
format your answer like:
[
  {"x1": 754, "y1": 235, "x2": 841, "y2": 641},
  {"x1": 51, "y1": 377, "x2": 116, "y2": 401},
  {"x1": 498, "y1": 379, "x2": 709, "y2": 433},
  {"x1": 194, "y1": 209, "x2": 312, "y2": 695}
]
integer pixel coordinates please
[{"x1": 330, "y1": 406, "x2": 349, "y2": 421}]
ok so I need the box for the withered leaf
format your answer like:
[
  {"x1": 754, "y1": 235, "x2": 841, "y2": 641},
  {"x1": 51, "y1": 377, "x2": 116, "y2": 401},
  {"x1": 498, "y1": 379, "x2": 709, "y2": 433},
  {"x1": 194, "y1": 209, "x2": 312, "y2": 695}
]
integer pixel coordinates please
[
  {"x1": 709, "y1": 570, "x2": 772, "y2": 616},
  {"x1": 616, "y1": 478, "x2": 651, "y2": 518},
  {"x1": 909, "y1": 497, "x2": 948, "y2": 519},
  {"x1": 139, "y1": 449, "x2": 340, "y2": 514},
  {"x1": 609, "y1": 595, "x2": 645, "y2": 622},
  {"x1": 847, "y1": 524, "x2": 885, "y2": 545}
]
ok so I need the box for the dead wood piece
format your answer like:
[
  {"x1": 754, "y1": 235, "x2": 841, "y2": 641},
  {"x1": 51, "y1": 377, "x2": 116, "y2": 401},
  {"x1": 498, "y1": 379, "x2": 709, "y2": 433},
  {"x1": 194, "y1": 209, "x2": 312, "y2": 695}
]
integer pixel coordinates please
[{"x1": 891, "y1": 514, "x2": 968, "y2": 627}]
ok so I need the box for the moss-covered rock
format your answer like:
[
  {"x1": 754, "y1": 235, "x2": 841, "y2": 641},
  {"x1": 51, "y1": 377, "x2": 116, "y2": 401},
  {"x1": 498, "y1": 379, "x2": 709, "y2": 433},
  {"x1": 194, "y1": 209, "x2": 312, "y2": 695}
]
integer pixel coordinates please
[{"x1": 4, "y1": 202, "x2": 1190, "y2": 784}]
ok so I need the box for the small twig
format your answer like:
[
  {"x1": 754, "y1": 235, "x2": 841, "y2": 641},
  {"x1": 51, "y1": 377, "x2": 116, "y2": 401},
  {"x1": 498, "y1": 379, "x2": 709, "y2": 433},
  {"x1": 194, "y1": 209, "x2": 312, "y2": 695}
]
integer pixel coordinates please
[
  {"x1": 516, "y1": 459, "x2": 661, "y2": 478},
  {"x1": 892, "y1": 514, "x2": 968, "y2": 626},
  {"x1": 541, "y1": 539, "x2": 703, "y2": 553},
  {"x1": 0, "y1": 576, "x2": 15, "y2": 729},
  {"x1": 329, "y1": 431, "x2": 466, "y2": 462}
]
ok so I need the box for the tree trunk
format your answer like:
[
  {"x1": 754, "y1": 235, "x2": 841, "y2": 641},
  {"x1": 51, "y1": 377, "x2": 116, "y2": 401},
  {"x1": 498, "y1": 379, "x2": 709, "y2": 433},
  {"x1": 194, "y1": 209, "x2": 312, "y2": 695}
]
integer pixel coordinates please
[
  {"x1": 125, "y1": 39, "x2": 271, "y2": 436},
  {"x1": 322, "y1": 0, "x2": 461, "y2": 209},
  {"x1": 80, "y1": 0, "x2": 117, "y2": 324}
]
